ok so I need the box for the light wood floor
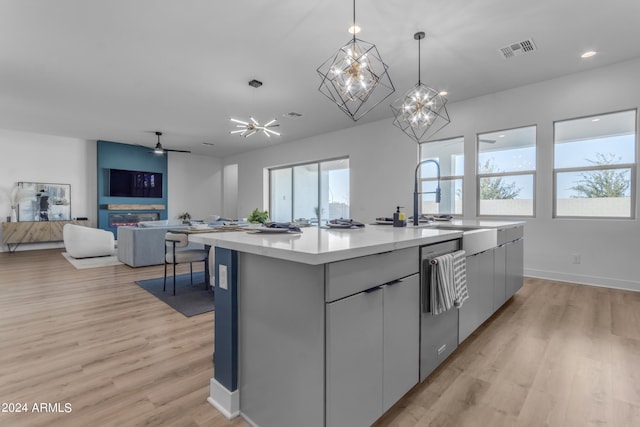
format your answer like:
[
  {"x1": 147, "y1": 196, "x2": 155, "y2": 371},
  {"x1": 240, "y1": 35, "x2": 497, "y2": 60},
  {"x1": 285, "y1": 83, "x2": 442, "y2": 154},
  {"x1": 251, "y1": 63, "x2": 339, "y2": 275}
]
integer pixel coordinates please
[{"x1": 1, "y1": 249, "x2": 639, "y2": 426}]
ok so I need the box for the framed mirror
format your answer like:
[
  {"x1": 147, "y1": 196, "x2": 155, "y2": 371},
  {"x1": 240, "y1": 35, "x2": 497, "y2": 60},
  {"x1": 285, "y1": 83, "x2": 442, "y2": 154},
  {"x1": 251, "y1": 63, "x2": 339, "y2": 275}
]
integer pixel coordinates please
[{"x1": 18, "y1": 182, "x2": 71, "y2": 221}]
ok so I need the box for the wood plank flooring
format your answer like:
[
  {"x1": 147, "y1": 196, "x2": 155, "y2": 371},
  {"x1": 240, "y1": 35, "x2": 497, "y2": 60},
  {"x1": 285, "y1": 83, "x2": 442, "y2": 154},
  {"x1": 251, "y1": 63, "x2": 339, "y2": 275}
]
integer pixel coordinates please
[
  {"x1": 374, "y1": 277, "x2": 640, "y2": 427},
  {"x1": 1, "y1": 249, "x2": 639, "y2": 426}
]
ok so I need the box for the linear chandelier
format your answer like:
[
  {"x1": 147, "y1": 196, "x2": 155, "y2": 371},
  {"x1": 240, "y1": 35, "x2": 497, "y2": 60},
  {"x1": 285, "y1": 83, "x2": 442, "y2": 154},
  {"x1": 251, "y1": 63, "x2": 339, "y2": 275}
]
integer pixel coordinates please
[
  {"x1": 316, "y1": 0, "x2": 394, "y2": 121},
  {"x1": 230, "y1": 79, "x2": 280, "y2": 138},
  {"x1": 391, "y1": 32, "x2": 450, "y2": 143},
  {"x1": 230, "y1": 117, "x2": 280, "y2": 138}
]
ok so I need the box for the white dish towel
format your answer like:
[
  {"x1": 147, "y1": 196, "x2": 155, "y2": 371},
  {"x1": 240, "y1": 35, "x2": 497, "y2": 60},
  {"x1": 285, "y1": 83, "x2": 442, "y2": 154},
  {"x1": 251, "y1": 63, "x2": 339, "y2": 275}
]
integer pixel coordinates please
[{"x1": 430, "y1": 250, "x2": 468, "y2": 315}]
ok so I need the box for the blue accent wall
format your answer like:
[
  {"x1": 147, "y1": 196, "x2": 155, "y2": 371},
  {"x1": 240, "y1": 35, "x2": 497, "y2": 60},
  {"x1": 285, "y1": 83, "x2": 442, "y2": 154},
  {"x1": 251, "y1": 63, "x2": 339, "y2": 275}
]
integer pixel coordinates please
[
  {"x1": 214, "y1": 247, "x2": 239, "y2": 391},
  {"x1": 97, "y1": 140, "x2": 168, "y2": 236}
]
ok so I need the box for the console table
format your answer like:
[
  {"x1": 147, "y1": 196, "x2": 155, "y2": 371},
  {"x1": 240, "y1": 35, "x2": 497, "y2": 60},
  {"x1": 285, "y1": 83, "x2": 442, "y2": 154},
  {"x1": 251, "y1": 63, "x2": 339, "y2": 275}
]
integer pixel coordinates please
[{"x1": 2, "y1": 220, "x2": 89, "y2": 252}]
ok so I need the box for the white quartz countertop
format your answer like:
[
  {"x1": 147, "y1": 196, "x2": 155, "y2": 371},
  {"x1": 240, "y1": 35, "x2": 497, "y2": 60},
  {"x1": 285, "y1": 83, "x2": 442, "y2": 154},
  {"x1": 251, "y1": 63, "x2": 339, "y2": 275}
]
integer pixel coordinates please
[
  {"x1": 189, "y1": 226, "x2": 463, "y2": 265},
  {"x1": 416, "y1": 219, "x2": 526, "y2": 229}
]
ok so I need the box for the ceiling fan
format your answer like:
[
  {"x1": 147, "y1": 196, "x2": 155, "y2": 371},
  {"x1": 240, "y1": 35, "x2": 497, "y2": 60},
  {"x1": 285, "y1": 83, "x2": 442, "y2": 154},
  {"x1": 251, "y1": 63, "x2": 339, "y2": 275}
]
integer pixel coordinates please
[{"x1": 150, "y1": 131, "x2": 191, "y2": 154}]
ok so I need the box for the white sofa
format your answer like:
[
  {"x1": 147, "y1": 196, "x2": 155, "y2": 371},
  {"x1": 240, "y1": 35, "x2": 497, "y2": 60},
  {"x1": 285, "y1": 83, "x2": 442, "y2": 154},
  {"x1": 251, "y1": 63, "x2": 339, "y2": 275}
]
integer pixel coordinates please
[{"x1": 63, "y1": 224, "x2": 115, "y2": 258}]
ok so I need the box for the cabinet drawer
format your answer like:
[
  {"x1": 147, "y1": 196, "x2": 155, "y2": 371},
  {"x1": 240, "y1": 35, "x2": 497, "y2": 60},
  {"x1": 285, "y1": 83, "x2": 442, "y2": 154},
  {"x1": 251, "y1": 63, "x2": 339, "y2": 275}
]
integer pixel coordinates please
[
  {"x1": 498, "y1": 225, "x2": 523, "y2": 245},
  {"x1": 496, "y1": 228, "x2": 508, "y2": 246},
  {"x1": 506, "y1": 225, "x2": 524, "y2": 242},
  {"x1": 325, "y1": 247, "x2": 418, "y2": 302}
]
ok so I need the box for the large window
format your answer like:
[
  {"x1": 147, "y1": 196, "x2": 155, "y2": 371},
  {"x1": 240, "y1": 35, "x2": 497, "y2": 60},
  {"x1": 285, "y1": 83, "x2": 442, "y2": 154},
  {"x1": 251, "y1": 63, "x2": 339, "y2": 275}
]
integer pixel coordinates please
[
  {"x1": 554, "y1": 110, "x2": 636, "y2": 218},
  {"x1": 419, "y1": 136, "x2": 464, "y2": 215},
  {"x1": 269, "y1": 158, "x2": 349, "y2": 224},
  {"x1": 477, "y1": 126, "x2": 536, "y2": 216}
]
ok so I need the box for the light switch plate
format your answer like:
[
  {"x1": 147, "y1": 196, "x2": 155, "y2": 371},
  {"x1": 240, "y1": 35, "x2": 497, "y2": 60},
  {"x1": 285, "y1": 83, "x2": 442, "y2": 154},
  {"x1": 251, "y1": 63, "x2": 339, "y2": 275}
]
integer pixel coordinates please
[{"x1": 219, "y1": 264, "x2": 228, "y2": 290}]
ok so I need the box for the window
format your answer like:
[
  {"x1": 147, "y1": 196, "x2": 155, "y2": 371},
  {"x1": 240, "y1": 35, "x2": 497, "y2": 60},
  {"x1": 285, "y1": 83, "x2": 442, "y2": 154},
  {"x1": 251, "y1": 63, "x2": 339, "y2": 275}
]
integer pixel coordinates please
[
  {"x1": 419, "y1": 136, "x2": 464, "y2": 215},
  {"x1": 269, "y1": 158, "x2": 350, "y2": 224},
  {"x1": 554, "y1": 110, "x2": 636, "y2": 218},
  {"x1": 477, "y1": 126, "x2": 536, "y2": 216}
]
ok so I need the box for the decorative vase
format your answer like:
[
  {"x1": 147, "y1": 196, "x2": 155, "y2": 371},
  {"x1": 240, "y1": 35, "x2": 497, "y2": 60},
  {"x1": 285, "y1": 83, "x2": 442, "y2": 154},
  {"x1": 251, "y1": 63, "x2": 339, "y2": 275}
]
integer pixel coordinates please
[{"x1": 10, "y1": 207, "x2": 17, "y2": 222}]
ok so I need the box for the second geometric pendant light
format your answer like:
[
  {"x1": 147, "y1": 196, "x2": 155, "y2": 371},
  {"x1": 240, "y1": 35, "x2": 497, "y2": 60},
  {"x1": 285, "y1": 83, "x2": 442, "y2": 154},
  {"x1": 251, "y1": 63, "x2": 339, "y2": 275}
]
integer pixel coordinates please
[{"x1": 391, "y1": 32, "x2": 450, "y2": 143}]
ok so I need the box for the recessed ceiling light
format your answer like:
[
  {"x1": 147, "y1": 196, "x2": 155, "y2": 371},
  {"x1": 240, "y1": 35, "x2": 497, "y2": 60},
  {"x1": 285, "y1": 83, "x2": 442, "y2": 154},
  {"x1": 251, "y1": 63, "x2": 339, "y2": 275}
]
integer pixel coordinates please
[
  {"x1": 348, "y1": 25, "x2": 361, "y2": 34},
  {"x1": 439, "y1": 91, "x2": 448, "y2": 96},
  {"x1": 592, "y1": 118, "x2": 600, "y2": 122},
  {"x1": 581, "y1": 50, "x2": 597, "y2": 59},
  {"x1": 499, "y1": 134, "x2": 505, "y2": 138}
]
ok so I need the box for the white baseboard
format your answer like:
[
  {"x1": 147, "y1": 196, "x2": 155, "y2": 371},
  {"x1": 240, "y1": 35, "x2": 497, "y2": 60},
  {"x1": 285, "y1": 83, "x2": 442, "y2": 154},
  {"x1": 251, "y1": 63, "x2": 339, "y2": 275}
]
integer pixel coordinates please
[
  {"x1": 240, "y1": 412, "x2": 260, "y2": 427},
  {"x1": 207, "y1": 378, "x2": 239, "y2": 419},
  {"x1": 525, "y1": 268, "x2": 640, "y2": 292}
]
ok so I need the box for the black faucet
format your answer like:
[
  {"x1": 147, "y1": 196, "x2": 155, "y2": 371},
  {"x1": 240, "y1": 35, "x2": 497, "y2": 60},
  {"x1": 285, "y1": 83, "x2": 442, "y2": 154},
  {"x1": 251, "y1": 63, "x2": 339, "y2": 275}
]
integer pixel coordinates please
[{"x1": 413, "y1": 159, "x2": 441, "y2": 226}]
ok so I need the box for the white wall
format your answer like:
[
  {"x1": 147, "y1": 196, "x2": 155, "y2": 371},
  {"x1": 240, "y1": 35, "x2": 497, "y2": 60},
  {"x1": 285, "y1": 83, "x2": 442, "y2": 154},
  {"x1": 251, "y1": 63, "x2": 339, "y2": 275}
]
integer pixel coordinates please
[
  {"x1": 222, "y1": 163, "x2": 238, "y2": 219},
  {"x1": 223, "y1": 57, "x2": 640, "y2": 292},
  {"x1": 223, "y1": 120, "x2": 419, "y2": 223},
  {"x1": 167, "y1": 153, "x2": 223, "y2": 221},
  {"x1": 0, "y1": 129, "x2": 96, "y2": 251}
]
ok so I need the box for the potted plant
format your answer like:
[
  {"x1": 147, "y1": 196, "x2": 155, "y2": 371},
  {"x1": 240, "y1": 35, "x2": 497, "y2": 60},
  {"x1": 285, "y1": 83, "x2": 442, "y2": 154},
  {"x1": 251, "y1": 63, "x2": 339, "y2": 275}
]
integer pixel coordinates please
[
  {"x1": 177, "y1": 212, "x2": 191, "y2": 224},
  {"x1": 247, "y1": 208, "x2": 269, "y2": 224},
  {"x1": 3, "y1": 184, "x2": 34, "y2": 222}
]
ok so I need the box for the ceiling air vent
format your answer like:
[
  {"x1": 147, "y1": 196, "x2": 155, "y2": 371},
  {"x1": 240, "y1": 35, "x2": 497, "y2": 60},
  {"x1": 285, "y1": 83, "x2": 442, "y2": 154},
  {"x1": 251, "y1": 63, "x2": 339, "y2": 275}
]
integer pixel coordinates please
[{"x1": 499, "y1": 38, "x2": 537, "y2": 59}]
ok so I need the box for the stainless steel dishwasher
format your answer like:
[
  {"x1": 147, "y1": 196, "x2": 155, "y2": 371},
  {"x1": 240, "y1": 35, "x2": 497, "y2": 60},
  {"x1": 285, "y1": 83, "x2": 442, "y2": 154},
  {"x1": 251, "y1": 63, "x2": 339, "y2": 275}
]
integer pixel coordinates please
[{"x1": 419, "y1": 238, "x2": 461, "y2": 381}]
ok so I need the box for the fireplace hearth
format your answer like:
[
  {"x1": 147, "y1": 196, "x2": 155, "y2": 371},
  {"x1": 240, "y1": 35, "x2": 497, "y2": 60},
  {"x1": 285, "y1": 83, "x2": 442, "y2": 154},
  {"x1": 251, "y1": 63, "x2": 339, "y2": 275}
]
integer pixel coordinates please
[{"x1": 109, "y1": 212, "x2": 160, "y2": 227}]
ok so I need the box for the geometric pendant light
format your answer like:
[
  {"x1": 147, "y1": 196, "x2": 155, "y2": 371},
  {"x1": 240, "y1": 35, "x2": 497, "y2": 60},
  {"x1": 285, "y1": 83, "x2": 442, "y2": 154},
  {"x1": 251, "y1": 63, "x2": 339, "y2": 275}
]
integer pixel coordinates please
[
  {"x1": 316, "y1": 0, "x2": 395, "y2": 121},
  {"x1": 390, "y1": 32, "x2": 450, "y2": 143}
]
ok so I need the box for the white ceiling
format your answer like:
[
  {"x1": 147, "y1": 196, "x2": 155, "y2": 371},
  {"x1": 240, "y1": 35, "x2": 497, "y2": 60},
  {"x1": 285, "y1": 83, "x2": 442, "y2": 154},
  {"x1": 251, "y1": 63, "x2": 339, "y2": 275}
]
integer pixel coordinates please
[{"x1": 1, "y1": 0, "x2": 639, "y2": 158}]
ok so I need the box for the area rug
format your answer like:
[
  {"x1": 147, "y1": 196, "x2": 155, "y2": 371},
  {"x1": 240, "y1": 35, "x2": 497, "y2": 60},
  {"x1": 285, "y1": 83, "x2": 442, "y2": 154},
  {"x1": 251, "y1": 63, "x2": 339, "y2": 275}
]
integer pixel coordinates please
[
  {"x1": 62, "y1": 252, "x2": 123, "y2": 269},
  {"x1": 135, "y1": 271, "x2": 214, "y2": 317}
]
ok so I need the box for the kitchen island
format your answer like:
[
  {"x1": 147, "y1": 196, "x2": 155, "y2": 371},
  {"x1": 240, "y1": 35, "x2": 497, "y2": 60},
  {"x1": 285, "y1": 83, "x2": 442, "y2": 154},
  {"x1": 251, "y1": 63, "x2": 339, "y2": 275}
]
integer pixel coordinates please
[{"x1": 190, "y1": 221, "x2": 523, "y2": 427}]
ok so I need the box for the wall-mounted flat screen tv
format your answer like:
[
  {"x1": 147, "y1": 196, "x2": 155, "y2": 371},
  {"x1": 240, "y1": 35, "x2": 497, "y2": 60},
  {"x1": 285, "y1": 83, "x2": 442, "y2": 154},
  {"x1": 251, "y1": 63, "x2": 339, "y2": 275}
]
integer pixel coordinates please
[{"x1": 109, "y1": 169, "x2": 163, "y2": 198}]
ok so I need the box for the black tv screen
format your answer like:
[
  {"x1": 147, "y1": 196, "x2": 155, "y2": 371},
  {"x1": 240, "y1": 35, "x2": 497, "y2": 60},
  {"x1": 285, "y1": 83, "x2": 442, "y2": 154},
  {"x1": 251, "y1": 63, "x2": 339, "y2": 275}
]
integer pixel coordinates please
[{"x1": 109, "y1": 169, "x2": 163, "y2": 198}]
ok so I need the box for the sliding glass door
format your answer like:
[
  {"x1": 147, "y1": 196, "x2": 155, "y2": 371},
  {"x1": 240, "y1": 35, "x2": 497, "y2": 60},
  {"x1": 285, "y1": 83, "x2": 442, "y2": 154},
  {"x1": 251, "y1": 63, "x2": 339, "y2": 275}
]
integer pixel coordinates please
[{"x1": 269, "y1": 157, "x2": 350, "y2": 224}]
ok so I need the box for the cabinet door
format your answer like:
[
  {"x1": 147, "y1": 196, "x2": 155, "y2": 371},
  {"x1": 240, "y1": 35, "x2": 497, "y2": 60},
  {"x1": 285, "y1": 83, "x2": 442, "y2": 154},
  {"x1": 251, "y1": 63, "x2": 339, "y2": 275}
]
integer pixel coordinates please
[
  {"x1": 459, "y1": 253, "x2": 480, "y2": 343},
  {"x1": 383, "y1": 274, "x2": 419, "y2": 412},
  {"x1": 476, "y1": 249, "x2": 495, "y2": 325},
  {"x1": 506, "y1": 239, "x2": 524, "y2": 298},
  {"x1": 494, "y1": 245, "x2": 507, "y2": 309},
  {"x1": 326, "y1": 287, "x2": 383, "y2": 427},
  {"x1": 2, "y1": 222, "x2": 50, "y2": 244},
  {"x1": 459, "y1": 250, "x2": 495, "y2": 343}
]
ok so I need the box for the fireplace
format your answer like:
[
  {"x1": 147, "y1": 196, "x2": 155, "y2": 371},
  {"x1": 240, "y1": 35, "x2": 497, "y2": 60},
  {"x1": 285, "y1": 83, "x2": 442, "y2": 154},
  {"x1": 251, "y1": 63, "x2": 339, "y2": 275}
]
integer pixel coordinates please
[{"x1": 109, "y1": 212, "x2": 160, "y2": 227}]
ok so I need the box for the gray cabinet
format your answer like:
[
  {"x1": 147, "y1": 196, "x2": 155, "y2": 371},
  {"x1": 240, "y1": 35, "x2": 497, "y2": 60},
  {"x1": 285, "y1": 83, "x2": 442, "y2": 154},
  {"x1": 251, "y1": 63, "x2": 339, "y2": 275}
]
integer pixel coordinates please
[
  {"x1": 459, "y1": 249, "x2": 495, "y2": 343},
  {"x1": 506, "y1": 238, "x2": 524, "y2": 298},
  {"x1": 383, "y1": 275, "x2": 420, "y2": 412},
  {"x1": 326, "y1": 274, "x2": 420, "y2": 427},
  {"x1": 326, "y1": 287, "x2": 383, "y2": 427},
  {"x1": 493, "y1": 245, "x2": 507, "y2": 309}
]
